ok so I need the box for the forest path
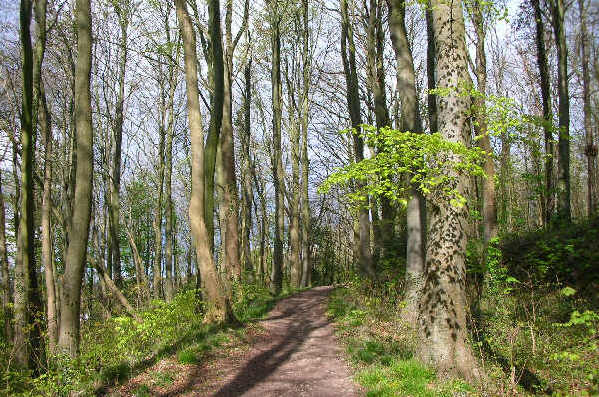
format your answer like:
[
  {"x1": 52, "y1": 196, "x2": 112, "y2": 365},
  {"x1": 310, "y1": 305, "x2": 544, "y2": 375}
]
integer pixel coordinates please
[{"x1": 181, "y1": 286, "x2": 361, "y2": 396}]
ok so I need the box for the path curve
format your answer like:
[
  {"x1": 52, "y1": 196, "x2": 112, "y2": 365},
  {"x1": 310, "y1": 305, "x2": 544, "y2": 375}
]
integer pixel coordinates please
[{"x1": 188, "y1": 286, "x2": 361, "y2": 396}]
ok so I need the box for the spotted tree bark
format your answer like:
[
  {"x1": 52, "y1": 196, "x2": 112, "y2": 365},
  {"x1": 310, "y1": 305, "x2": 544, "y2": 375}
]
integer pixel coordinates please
[{"x1": 418, "y1": 0, "x2": 479, "y2": 380}]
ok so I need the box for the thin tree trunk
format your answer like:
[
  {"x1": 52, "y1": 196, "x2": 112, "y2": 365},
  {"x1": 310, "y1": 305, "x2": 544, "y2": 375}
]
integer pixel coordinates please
[
  {"x1": 531, "y1": 0, "x2": 554, "y2": 225},
  {"x1": 418, "y1": 0, "x2": 479, "y2": 379},
  {"x1": 340, "y1": 0, "x2": 374, "y2": 278},
  {"x1": 578, "y1": 0, "x2": 597, "y2": 215},
  {"x1": 240, "y1": 48, "x2": 254, "y2": 279},
  {"x1": 203, "y1": 0, "x2": 226, "y2": 250},
  {"x1": 286, "y1": 70, "x2": 302, "y2": 288},
  {"x1": 219, "y1": 0, "x2": 248, "y2": 283},
  {"x1": 269, "y1": 0, "x2": 284, "y2": 295},
  {"x1": 550, "y1": 0, "x2": 571, "y2": 221},
  {"x1": 58, "y1": 0, "x2": 94, "y2": 358},
  {"x1": 175, "y1": 0, "x2": 234, "y2": 323},
  {"x1": 153, "y1": 118, "x2": 165, "y2": 299},
  {"x1": 109, "y1": 2, "x2": 129, "y2": 287},
  {"x1": 469, "y1": 0, "x2": 497, "y2": 244},
  {"x1": 425, "y1": 8, "x2": 437, "y2": 133},
  {"x1": 164, "y1": 11, "x2": 178, "y2": 301},
  {"x1": 0, "y1": 172, "x2": 11, "y2": 342},
  {"x1": 366, "y1": 0, "x2": 394, "y2": 260},
  {"x1": 40, "y1": 74, "x2": 58, "y2": 354},
  {"x1": 299, "y1": 0, "x2": 311, "y2": 288},
  {"x1": 387, "y1": 0, "x2": 425, "y2": 324},
  {"x1": 16, "y1": 0, "x2": 44, "y2": 369}
]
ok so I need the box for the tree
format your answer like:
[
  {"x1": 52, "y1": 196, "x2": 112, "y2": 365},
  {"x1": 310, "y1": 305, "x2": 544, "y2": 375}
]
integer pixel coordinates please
[
  {"x1": 58, "y1": 0, "x2": 94, "y2": 357},
  {"x1": 418, "y1": 0, "x2": 479, "y2": 379},
  {"x1": 175, "y1": 0, "x2": 233, "y2": 322},
  {"x1": 550, "y1": 0, "x2": 571, "y2": 221},
  {"x1": 0, "y1": 171, "x2": 10, "y2": 341},
  {"x1": 108, "y1": 0, "x2": 130, "y2": 287},
  {"x1": 578, "y1": 0, "x2": 597, "y2": 215},
  {"x1": 15, "y1": 0, "x2": 44, "y2": 369},
  {"x1": 299, "y1": 0, "x2": 311, "y2": 288},
  {"x1": 269, "y1": 0, "x2": 284, "y2": 295},
  {"x1": 218, "y1": 0, "x2": 249, "y2": 282},
  {"x1": 531, "y1": 0, "x2": 555, "y2": 225},
  {"x1": 387, "y1": 0, "x2": 425, "y2": 323},
  {"x1": 366, "y1": 0, "x2": 394, "y2": 260},
  {"x1": 340, "y1": 0, "x2": 374, "y2": 278}
]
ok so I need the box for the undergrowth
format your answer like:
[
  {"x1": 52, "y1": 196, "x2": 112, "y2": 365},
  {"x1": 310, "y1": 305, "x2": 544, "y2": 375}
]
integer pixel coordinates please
[
  {"x1": 0, "y1": 282, "x2": 291, "y2": 396},
  {"x1": 328, "y1": 280, "x2": 473, "y2": 397}
]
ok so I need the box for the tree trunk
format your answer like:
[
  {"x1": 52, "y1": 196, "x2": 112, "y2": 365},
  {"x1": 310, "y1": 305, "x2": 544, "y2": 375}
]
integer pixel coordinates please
[
  {"x1": 109, "y1": 2, "x2": 129, "y2": 287},
  {"x1": 164, "y1": 12, "x2": 178, "y2": 301},
  {"x1": 340, "y1": 0, "x2": 375, "y2": 278},
  {"x1": 418, "y1": 0, "x2": 479, "y2": 380},
  {"x1": 175, "y1": 0, "x2": 233, "y2": 323},
  {"x1": 550, "y1": 0, "x2": 571, "y2": 222},
  {"x1": 58, "y1": 0, "x2": 94, "y2": 358},
  {"x1": 153, "y1": 118, "x2": 165, "y2": 300},
  {"x1": 578, "y1": 0, "x2": 597, "y2": 215},
  {"x1": 387, "y1": 0, "x2": 425, "y2": 324},
  {"x1": 219, "y1": 0, "x2": 247, "y2": 283},
  {"x1": 425, "y1": 8, "x2": 437, "y2": 133},
  {"x1": 269, "y1": 0, "x2": 284, "y2": 295},
  {"x1": 40, "y1": 73, "x2": 58, "y2": 354},
  {"x1": 240, "y1": 49, "x2": 254, "y2": 279},
  {"x1": 299, "y1": 0, "x2": 312, "y2": 288},
  {"x1": 203, "y1": 0, "x2": 226, "y2": 251},
  {"x1": 16, "y1": 0, "x2": 44, "y2": 370},
  {"x1": 286, "y1": 70, "x2": 302, "y2": 288},
  {"x1": 0, "y1": 172, "x2": 11, "y2": 342},
  {"x1": 469, "y1": 0, "x2": 497, "y2": 244},
  {"x1": 366, "y1": 0, "x2": 394, "y2": 260},
  {"x1": 531, "y1": 0, "x2": 554, "y2": 225}
]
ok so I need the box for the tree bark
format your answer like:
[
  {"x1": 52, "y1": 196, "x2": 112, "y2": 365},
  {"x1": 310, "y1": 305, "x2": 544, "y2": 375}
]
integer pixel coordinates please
[
  {"x1": 0, "y1": 172, "x2": 11, "y2": 342},
  {"x1": 16, "y1": 0, "x2": 44, "y2": 369},
  {"x1": 531, "y1": 0, "x2": 555, "y2": 225},
  {"x1": 58, "y1": 0, "x2": 94, "y2": 358},
  {"x1": 175, "y1": 0, "x2": 233, "y2": 323},
  {"x1": 387, "y1": 0, "x2": 425, "y2": 324},
  {"x1": 418, "y1": 0, "x2": 479, "y2": 380},
  {"x1": 550, "y1": 0, "x2": 571, "y2": 222},
  {"x1": 286, "y1": 68, "x2": 302, "y2": 288},
  {"x1": 218, "y1": 0, "x2": 248, "y2": 283},
  {"x1": 578, "y1": 0, "x2": 597, "y2": 215},
  {"x1": 240, "y1": 46, "x2": 254, "y2": 279},
  {"x1": 366, "y1": 0, "x2": 394, "y2": 260},
  {"x1": 40, "y1": 72, "x2": 58, "y2": 354},
  {"x1": 340, "y1": 0, "x2": 375, "y2": 278},
  {"x1": 269, "y1": 0, "x2": 284, "y2": 295},
  {"x1": 299, "y1": 0, "x2": 311, "y2": 288},
  {"x1": 468, "y1": 0, "x2": 497, "y2": 244},
  {"x1": 109, "y1": 0, "x2": 129, "y2": 287}
]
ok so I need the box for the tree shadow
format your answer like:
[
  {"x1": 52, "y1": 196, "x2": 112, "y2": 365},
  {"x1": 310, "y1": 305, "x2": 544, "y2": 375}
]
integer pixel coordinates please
[{"x1": 166, "y1": 288, "x2": 331, "y2": 396}]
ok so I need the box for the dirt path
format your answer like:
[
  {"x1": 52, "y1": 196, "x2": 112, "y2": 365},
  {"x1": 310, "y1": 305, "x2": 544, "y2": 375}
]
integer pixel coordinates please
[{"x1": 176, "y1": 286, "x2": 361, "y2": 396}]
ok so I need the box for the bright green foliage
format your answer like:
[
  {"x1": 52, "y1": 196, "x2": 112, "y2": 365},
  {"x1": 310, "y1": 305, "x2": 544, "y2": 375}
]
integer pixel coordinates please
[
  {"x1": 318, "y1": 125, "x2": 485, "y2": 208},
  {"x1": 1, "y1": 283, "x2": 286, "y2": 396}
]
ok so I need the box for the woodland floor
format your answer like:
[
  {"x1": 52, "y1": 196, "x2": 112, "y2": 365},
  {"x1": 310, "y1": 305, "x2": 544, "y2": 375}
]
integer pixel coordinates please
[{"x1": 115, "y1": 286, "x2": 362, "y2": 396}]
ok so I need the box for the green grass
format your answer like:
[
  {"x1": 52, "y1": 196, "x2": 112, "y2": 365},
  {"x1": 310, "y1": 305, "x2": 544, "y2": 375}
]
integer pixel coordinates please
[{"x1": 328, "y1": 287, "x2": 471, "y2": 396}]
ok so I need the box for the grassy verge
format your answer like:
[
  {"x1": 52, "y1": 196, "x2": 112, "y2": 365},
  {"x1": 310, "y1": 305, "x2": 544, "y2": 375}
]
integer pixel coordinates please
[
  {"x1": 1, "y1": 283, "x2": 300, "y2": 396},
  {"x1": 327, "y1": 285, "x2": 473, "y2": 397}
]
